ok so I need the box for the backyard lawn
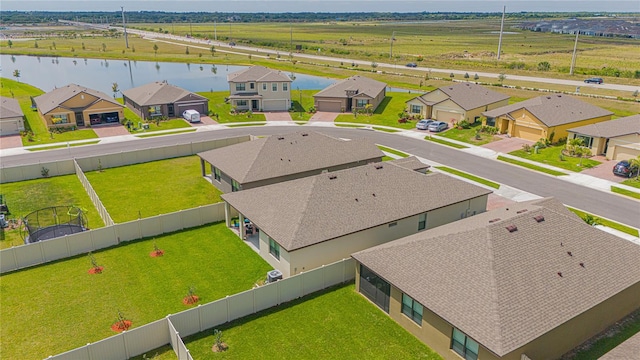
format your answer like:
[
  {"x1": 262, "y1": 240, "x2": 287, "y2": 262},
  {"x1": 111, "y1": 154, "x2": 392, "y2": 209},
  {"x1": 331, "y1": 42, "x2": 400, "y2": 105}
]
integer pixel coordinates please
[
  {"x1": 509, "y1": 145, "x2": 600, "y2": 172},
  {"x1": 0, "y1": 223, "x2": 272, "y2": 360},
  {"x1": 290, "y1": 89, "x2": 316, "y2": 121},
  {"x1": 0, "y1": 78, "x2": 99, "y2": 145},
  {"x1": 0, "y1": 175, "x2": 105, "y2": 249},
  {"x1": 84, "y1": 156, "x2": 222, "y2": 223},
  {"x1": 181, "y1": 283, "x2": 443, "y2": 359},
  {"x1": 335, "y1": 92, "x2": 418, "y2": 129}
]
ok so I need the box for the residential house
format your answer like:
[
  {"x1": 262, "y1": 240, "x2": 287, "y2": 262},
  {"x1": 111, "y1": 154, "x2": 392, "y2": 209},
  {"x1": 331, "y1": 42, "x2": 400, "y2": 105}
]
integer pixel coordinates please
[
  {"x1": 313, "y1": 75, "x2": 387, "y2": 113},
  {"x1": 33, "y1": 84, "x2": 124, "y2": 128},
  {"x1": 482, "y1": 94, "x2": 612, "y2": 141},
  {"x1": 221, "y1": 161, "x2": 491, "y2": 278},
  {"x1": 227, "y1": 66, "x2": 292, "y2": 111},
  {"x1": 406, "y1": 83, "x2": 510, "y2": 123},
  {"x1": 122, "y1": 81, "x2": 209, "y2": 120},
  {"x1": 567, "y1": 114, "x2": 640, "y2": 161},
  {"x1": 352, "y1": 197, "x2": 640, "y2": 360},
  {"x1": 0, "y1": 96, "x2": 25, "y2": 136},
  {"x1": 197, "y1": 131, "x2": 384, "y2": 193}
]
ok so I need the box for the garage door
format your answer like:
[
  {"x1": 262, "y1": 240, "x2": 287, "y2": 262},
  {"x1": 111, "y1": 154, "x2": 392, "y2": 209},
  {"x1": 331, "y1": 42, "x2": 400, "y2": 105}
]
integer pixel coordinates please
[
  {"x1": 435, "y1": 110, "x2": 463, "y2": 123},
  {"x1": 263, "y1": 100, "x2": 287, "y2": 111},
  {"x1": 612, "y1": 146, "x2": 640, "y2": 161},
  {"x1": 514, "y1": 125, "x2": 544, "y2": 141},
  {"x1": 178, "y1": 103, "x2": 206, "y2": 116},
  {"x1": 0, "y1": 120, "x2": 21, "y2": 136},
  {"x1": 316, "y1": 101, "x2": 342, "y2": 112}
]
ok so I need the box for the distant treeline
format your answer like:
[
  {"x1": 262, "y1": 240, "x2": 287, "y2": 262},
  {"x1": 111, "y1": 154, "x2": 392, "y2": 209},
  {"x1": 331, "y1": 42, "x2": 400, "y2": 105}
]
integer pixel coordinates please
[{"x1": 0, "y1": 11, "x2": 630, "y2": 25}]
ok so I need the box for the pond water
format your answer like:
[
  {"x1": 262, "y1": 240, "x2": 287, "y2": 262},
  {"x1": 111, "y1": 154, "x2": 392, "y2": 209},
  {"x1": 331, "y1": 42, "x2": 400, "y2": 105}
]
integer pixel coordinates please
[{"x1": 0, "y1": 54, "x2": 338, "y2": 95}]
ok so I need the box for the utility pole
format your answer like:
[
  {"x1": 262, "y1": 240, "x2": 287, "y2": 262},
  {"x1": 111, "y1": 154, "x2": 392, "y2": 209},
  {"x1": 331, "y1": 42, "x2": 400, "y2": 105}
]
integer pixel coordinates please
[
  {"x1": 290, "y1": 23, "x2": 293, "y2": 54},
  {"x1": 214, "y1": 21, "x2": 217, "y2": 41},
  {"x1": 497, "y1": 6, "x2": 505, "y2": 60},
  {"x1": 570, "y1": 31, "x2": 579, "y2": 75},
  {"x1": 389, "y1": 31, "x2": 396, "y2": 60},
  {"x1": 121, "y1": 6, "x2": 129, "y2": 48},
  {"x1": 120, "y1": 8, "x2": 128, "y2": 48}
]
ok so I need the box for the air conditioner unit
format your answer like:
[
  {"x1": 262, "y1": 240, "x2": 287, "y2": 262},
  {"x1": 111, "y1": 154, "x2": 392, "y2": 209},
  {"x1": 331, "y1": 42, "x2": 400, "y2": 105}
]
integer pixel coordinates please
[{"x1": 267, "y1": 269, "x2": 283, "y2": 283}]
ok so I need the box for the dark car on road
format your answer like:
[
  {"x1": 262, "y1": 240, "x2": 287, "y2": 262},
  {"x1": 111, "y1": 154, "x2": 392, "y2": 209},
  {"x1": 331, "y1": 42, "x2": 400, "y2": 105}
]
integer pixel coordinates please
[
  {"x1": 584, "y1": 77, "x2": 603, "y2": 84},
  {"x1": 613, "y1": 160, "x2": 639, "y2": 178},
  {"x1": 406, "y1": 63, "x2": 418, "y2": 68}
]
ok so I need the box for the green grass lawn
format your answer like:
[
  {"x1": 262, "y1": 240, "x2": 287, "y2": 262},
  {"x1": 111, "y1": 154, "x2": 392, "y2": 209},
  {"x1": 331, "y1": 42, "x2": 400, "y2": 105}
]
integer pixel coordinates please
[
  {"x1": 438, "y1": 122, "x2": 501, "y2": 145},
  {"x1": 335, "y1": 92, "x2": 418, "y2": 129},
  {"x1": 378, "y1": 145, "x2": 410, "y2": 158},
  {"x1": 571, "y1": 310, "x2": 640, "y2": 360},
  {"x1": 181, "y1": 283, "x2": 443, "y2": 359},
  {"x1": 497, "y1": 155, "x2": 567, "y2": 176},
  {"x1": 27, "y1": 140, "x2": 101, "y2": 151},
  {"x1": 0, "y1": 223, "x2": 272, "y2": 360},
  {"x1": 435, "y1": 166, "x2": 500, "y2": 189},
  {"x1": 136, "y1": 129, "x2": 197, "y2": 138},
  {"x1": 611, "y1": 186, "x2": 640, "y2": 200},
  {"x1": 290, "y1": 89, "x2": 316, "y2": 121},
  {"x1": 0, "y1": 175, "x2": 105, "y2": 249},
  {"x1": 197, "y1": 91, "x2": 267, "y2": 123},
  {"x1": 567, "y1": 207, "x2": 639, "y2": 237},
  {"x1": 508, "y1": 145, "x2": 600, "y2": 173},
  {"x1": 84, "y1": 156, "x2": 222, "y2": 223},
  {"x1": 621, "y1": 178, "x2": 640, "y2": 189},
  {"x1": 0, "y1": 78, "x2": 99, "y2": 145},
  {"x1": 424, "y1": 136, "x2": 469, "y2": 149}
]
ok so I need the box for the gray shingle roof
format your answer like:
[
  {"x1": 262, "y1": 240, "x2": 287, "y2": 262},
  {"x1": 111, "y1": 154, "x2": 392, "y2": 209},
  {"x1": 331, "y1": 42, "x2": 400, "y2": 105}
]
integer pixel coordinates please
[
  {"x1": 387, "y1": 156, "x2": 430, "y2": 172},
  {"x1": 567, "y1": 114, "x2": 640, "y2": 138},
  {"x1": 352, "y1": 197, "x2": 640, "y2": 356},
  {"x1": 412, "y1": 83, "x2": 510, "y2": 110},
  {"x1": 482, "y1": 94, "x2": 612, "y2": 127},
  {"x1": 314, "y1": 76, "x2": 386, "y2": 99},
  {"x1": 122, "y1": 81, "x2": 206, "y2": 106},
  {"x1": 198, "y1": 131, "x2": 384, "y2": 183},
  {"x1": 0, "y1": 96, "x2": 23, "y2": 119},
  {"x1": 227, "y1": 66, "x2": 292, "y2": 83},
  {"x1": 33, "y1": 84, "x2": 122, "y2": 115},
  {"x1": 222, "y1": 163, "x2": 491, "y2": 251}
]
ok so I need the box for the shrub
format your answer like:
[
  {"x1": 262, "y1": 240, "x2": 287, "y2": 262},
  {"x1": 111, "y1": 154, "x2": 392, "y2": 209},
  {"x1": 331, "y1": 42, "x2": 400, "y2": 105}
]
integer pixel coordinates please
[
  {"x1": 457, "y1": 119, "x2": 471, "y2": 129},
  {"x1": 522, "y1": 144, "x2": 532, "y2": 153}
]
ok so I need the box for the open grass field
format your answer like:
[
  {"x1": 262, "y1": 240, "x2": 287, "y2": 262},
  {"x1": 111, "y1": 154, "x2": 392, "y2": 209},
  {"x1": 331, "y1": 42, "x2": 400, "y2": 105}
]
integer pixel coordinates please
[
  {"x1": 84, "y1": 156, "x2": 222, "y2": 223},
  {"x1": 0, "y1": 78, "x2": 99, "y2": 145},
  {"x1": 0, "y1": 223, "x2": 273, "y2": 360},
  {"x1": 180, "y1": 283, "x2": 443, "y2": 359},
  {"x1": 0, "y1": 175, "x2": 105, "y2": 249}
]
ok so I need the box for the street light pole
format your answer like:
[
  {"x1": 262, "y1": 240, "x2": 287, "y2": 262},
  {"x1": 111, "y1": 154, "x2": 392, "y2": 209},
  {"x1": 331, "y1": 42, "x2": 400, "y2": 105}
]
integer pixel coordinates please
[{"x1": 389, "y1": 31, "x2": 395, "y2": 60}]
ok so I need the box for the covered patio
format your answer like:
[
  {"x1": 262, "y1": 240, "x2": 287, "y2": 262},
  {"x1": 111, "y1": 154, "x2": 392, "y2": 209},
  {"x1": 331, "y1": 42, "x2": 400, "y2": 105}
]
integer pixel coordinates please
[{"x1": 224, "y1": 202, "x2": 260, "y2": 253}]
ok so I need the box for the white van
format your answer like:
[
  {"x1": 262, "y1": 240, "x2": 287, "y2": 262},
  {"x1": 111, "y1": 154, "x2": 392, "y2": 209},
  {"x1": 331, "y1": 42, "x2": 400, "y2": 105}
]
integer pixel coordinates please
[{"x1": 182, "y1": 109, "x2": 201, "y2": 123}]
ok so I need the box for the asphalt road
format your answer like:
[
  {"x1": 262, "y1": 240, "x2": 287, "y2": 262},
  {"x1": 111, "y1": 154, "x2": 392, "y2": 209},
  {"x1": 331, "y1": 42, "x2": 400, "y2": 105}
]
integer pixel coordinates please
[{"x1": 3, "y1": 126, "x2": 639, "y2": 228}]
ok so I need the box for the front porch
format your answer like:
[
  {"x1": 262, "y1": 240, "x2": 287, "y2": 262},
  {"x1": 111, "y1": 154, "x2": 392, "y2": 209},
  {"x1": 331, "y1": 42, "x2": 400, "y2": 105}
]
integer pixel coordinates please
[{"x1": 229, "y1": 93, "x2": 262, "y2": 112}]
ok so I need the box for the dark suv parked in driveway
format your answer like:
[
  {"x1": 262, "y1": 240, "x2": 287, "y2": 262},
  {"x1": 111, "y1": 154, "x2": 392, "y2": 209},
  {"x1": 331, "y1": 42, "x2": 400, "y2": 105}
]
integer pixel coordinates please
[{"x1": 613, "y1": 160, "x2": 639, "y2": 178}]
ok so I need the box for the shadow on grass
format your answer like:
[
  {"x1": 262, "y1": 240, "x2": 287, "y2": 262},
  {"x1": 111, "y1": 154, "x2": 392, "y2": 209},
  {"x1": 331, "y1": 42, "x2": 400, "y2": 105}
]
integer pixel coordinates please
[{"x1": 373, "y1": 96, "x2": 392, "y2": 115}]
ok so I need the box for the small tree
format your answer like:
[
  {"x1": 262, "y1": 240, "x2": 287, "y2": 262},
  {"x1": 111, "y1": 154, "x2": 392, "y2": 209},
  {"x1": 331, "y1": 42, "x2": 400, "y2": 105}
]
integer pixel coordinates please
[
  {"x1": 82, "y1": 42, "x2": 85, "y2": 50},
  {"x1": 474, "y1": 73, "x2": 479, "y2": 81},
  {"x1": 52, "y1": 41, "x2": 56, "y2": 50},
  {"x1": 153, "y1": 44, "x2": 159, "y2": 57},
  {"x1": 185, "y1": 46, "x2": 189, "y2": 55},
  {"x1": 567, "y1": 137, "x2": 584, "y2": 156},
  {"x1": 7, "y1": 40, "x2": 12, "y2": 48},
  {"x1": 34, "y1": 41, "x2": 38, "y2": 48},
  {"x1": 111, "y1": 82, "x2": 119, "y2": 99},
  {"x1": 371, "y1": 62, "x2": 378, "y2": 70},
  {"x1": 633, "y1": 90, "x2": 639, "y2": 98},
  {"x1": 537, "y1": 61, "x2": 551, "y2": 71},
  {"x1": 449, "y1": 72, "x2": 455, "y2": 79},
  {"x1": 498, "y1": 73, "x2": 506, "y2": 85},
  {"x1": 629, "y1": 155, "x2": 640, "y2": 180},
  {"x1": 12, "y1": 69, "x2": 20, "y2": 83},
  {"x1": 101, "y1": 43, "x2": 106, "y2": 52},
  {"x1": 464, "y1": 72, "x2": 470, "y2": 80},
  {"x1": 210, "y1": 45, "x2": 215, "y2": 56}
]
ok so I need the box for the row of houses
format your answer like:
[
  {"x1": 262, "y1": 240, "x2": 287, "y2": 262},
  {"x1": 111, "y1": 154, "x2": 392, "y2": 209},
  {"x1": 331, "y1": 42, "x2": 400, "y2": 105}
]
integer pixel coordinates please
[{"x1": 194, "y1": 131, "x2": 640, "y2": 360}]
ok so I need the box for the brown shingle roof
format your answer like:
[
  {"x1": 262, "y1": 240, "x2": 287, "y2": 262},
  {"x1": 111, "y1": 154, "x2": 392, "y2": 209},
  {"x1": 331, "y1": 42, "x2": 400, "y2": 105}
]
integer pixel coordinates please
[
  {"x1": 222, "y1": 163, "x2": 491, "y2": 251},
  {"x1": 568, "y1": 114, "x2": 640, "y2": 138},
  {"x1": 227, "y1": 66, "x2": 292, "y2": 83},
  {"x1": 314, "y1": 76, "x2": 386, "y2": 99},
  {"x1": 0, "y1": 96, "x2": 23, "y2": 119},
  {"x1": 411, "y1": 83, "x2": 510, "y2": 110},
  {"x1": 352, "y1": 198, "x2": 640, "y2": 356},
  {"x1": 198, "y1": 131, "x2": 384, "y2": 184},
  {"x1": 482, "y1": 94, "x2": 612, "y2": 127},
  {"x1": 387, "y1": 156, "x2": 430, "y2": 172},
  {"x1": 33, "y1": 84, "x2": 122, "y2": 115},
  {"x1": 122, "y1": 81, "x2": 206, "y2": 106}
]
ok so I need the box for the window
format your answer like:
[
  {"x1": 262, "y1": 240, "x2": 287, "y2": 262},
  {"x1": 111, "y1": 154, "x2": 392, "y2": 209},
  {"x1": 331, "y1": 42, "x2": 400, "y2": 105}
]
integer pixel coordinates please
[
  {"x1": 213, "y1": 167, "x2": 221, "y2": 181},
  {"x1": 485, "y1": 117, "x2": 496, "y2": 127},
  {"x1": 283, "y1": 83, "x2": 288, "y2": 91},
  {"x1": 51, "y1": 113, "x2": 69, "y2": 124},
  {"x1": 235, "y1": 83, "x2": 246, "y2": 91},
  {"x1": 237, "y1": 100, "x2": 247, "y2": 106},
  {"x1": 272, "y1": 83, "x2": 278, "y2": 91},
  {"x1": 401, "y1": 294, "x2": 423, "y2": 325},
  {"x1": 269, "y1": 237, "x2": 280, "y2": 260},
  {"x1": 262, "y1": 83, "x2": 267, "y2": 90},
  {"x1": 577, "y1": 135, "x2": 593, "y2": 148},
  {"x1": 148, "y1": 105, "x2": 161, "y2": 116},
  {"x1": 411, "y1": 105, "x2": 422, "y2": 114},
  {"x1": 232, "y1": 180, "x2": 240, "y2": 192},
  {"x1": 250, "y1": 83, "x2": 255, "y2": 90},
  {"x1": 359, "y1": 265, "x2": 390, "y2": 312},
  {"x1": 356, "y1": 99, "x2": 368, "y2": 108},
  {"x1": 451, "y1": 328, "x2": 479, "y2": 360},
  {"x1": 418, "y1": 213, "x2": 427, "y2": 231}
]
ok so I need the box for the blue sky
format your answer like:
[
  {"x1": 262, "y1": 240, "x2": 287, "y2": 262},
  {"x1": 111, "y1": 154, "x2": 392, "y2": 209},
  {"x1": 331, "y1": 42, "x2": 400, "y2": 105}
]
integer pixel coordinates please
[{"x1": 2, "y1": 1, "x2": 639, "y2": 13}]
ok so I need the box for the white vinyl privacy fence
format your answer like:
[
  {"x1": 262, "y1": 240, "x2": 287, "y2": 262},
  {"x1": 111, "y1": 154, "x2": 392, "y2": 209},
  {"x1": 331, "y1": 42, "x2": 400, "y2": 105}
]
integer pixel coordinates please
[{"x1": 46, "y1": 258, "x2": 356, "y2": 360}]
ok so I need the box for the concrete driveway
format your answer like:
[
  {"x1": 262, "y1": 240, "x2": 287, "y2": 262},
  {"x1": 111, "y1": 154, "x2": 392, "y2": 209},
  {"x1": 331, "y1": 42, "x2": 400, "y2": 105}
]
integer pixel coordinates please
[
  {"x1": 309, "y1": 112, "x2": 338, "y2": 122},
  {"x1": 191, "y1": 116, "x2": 218, "y2": 126},
  {"x1": 0, "y1": 135, "x2": 23, "y2": 149},
  {"x1": 263, "y1": 111, "x2": 292, "y2": 121},
  {"x1": 482, "y1": 135, "x2": 533, "y2": 154},
  {"x1": 580, "y1": 156, "x2": 626, "y2": 183},
  {"x1": 92, "y1": 124, "x2": 130, "y2": 137}
]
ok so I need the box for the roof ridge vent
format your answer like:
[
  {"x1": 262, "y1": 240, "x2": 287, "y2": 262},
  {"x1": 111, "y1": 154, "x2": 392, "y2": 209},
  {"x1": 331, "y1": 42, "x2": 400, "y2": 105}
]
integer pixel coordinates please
[
  {"x1": 374, "y1": 164, "x2": 383, "y2": 170},
  {"x1": 328, "y1": 175, "x2": 337, "y2": 180},
  {"x1": 488, "y1": 218, "x2": 501, "y2": 223},
  {"x1": 277, "y1": 136, "x2": 285, "y2": 140},
  {"x1": 516, "y1": 209, "x2": 528, "y2": 214},
  {"x1": 505, "y1": 225, "x2": 518, "y2": 233},
  {"x1": 534, "y1": 215, "x2": 545, "y2": 223},
  {"x1": 301, "y1": 133, "x2": 309, "y2": 136}
]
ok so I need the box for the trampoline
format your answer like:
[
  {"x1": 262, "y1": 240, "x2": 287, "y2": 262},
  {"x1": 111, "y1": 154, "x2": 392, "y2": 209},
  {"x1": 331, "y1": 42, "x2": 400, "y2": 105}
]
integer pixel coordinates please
[{"x1": 22, "y1": 206, "x2": 88, "y2": 244}]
